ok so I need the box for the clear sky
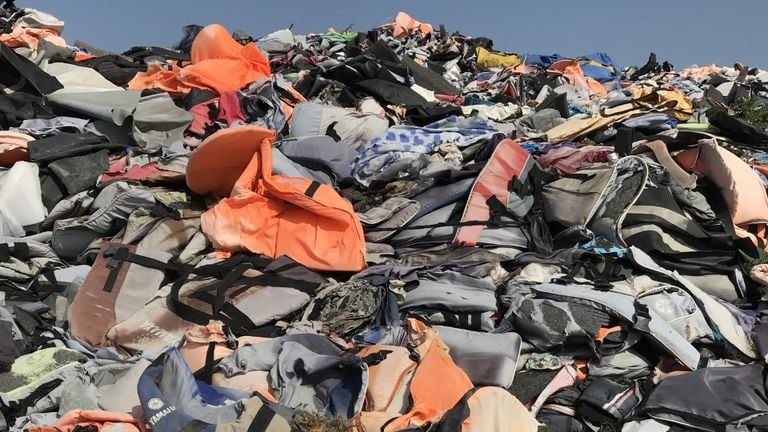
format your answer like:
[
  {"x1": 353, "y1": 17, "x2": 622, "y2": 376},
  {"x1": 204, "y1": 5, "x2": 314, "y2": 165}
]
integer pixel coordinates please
[{"x1": 28, "y1": 0, "x2": 768, "y2": 70}]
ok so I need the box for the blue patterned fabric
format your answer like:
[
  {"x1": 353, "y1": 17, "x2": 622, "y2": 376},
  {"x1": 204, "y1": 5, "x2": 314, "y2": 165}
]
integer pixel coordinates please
[{"x1": 353, "y1": 116, "x2": 502, "y2": 186}]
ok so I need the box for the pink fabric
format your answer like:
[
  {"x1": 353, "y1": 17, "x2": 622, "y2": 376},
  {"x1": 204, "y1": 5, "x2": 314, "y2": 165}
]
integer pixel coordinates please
[
  {"x1": 390, "y1": 12, "x2": 433, "y2": 38},
  {"x1": 99, "y1": 156, "x2": 183, "y2": 184},
  {"x1": 655, "y1": 357, "x2": 691, "y2": 380},
  {"x1": 218, "y1": 91, "x2": 246, "y2": 125},
  {"x1": 0, "y1": 26, "x2": 65, "y2": 50},
  {"x1": 454, "y1": 139, "x2": 530, "y2": 246},
  {"x1": 529, "y1": 365, "x2": 578, "y2": 415},
  {"x1": 434, "y1": 94, "x2": 464, "y2": 105},
  {"x1": 27, "y1": 410, "x2": 140, "y2": 432},
  {"x1": 188, "y1": 99, "x2": 217, "y2": 136},
  {"x1": 537, "y1": 145, "x2": 614, "y2": 175},
  {"x1": 186, "y1": 91, "x2": 245, "y2": 137}
]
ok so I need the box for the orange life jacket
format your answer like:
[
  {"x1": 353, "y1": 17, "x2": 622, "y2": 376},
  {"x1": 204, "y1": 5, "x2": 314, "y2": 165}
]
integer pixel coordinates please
[
  {"x1": 26, "y1": 410, "x2": 141, "y2": 432},
  {"x1": 187, "y1": 125, "x2": 366, "y2": 272},
  {"x1": 675, "y1": 139, "x2": 768, "y2": 251},
  {"x1": 383, "y1": 319, "x2": 474, "y2": 432},
  {"x1": 129, "y1": 24, "x2": 271, "y2": 96}
]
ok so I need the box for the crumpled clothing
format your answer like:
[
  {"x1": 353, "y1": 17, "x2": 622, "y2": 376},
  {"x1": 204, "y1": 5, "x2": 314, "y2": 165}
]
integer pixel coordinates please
[
  {"x1": 12, "y1": 117, "x2": 105, "y2": 138},
  {"x1": 293, "y1": 279, "x2": 385, "y2": 338},
  {"x1": 387, "y1": 12, "x2": 433, "y2": 38},
  {"x1": 513, "y1": 108, "x2": 565, "y2": 137},
  {"x1": 98, "y1": 154, "x2": 185, "y2": 185},
  {"x1": 461, "y1": 103, "x2": 521, "y2": 122},
  {"x1": 25, "y1": 410, "x2": 141, "y2": 432},
  {"x1": 750, "y1": 264, "x2": 768, "y2": 292},
  {"x1": 128, "y1": 24, "x2": 271, "y2": 95},
  {"x1": 353, "y1": 115, "x2": 501, "y2": 186},
  {"x1": 183, "y1": 320, "x2": 229, "y2": 344},
  {"x1": 0, "y1": 26, "x2": 65, "y2": 50},
  {"x1": 679, "y1": 64, "x2": 724, "y2": 80},
  {"x1": 0, "y1": 131, "x2": 34, "y2": 167},
  {"x1": 526, "y1": 353, "x2": 564, "y2": 370},
  {"x1": 668, "y1": 78, "x2": 705, "y2": 100},
  {"x1": 537, "y1": 145, "x2": 615, "y2": 174}
]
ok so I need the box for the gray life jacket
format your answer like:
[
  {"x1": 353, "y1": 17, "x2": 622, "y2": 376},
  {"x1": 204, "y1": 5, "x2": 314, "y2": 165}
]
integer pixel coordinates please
[
  {"x1": 542, "y1": 156, "x2": 649, "y2": 246},
  {"x1": 532, "y1": 283, "x2": 701, "y2": 370}
]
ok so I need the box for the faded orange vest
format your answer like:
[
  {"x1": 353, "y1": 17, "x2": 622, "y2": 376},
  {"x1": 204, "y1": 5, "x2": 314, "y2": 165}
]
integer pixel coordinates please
[
  {"x1": 382, "y1": 319, "x2": 474, "y2": 432},
  {"x1": 187, "y1": 126, "x2": 366, "y2": 272},
  {"x1": 675, "y1": 139, "x2": 768, "y2": 251}
]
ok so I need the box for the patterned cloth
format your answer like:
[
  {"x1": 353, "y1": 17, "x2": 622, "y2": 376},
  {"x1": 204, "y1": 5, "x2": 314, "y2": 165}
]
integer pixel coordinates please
[{"x1": 353, "y1": 116, "x2": 502, "y2": 186}]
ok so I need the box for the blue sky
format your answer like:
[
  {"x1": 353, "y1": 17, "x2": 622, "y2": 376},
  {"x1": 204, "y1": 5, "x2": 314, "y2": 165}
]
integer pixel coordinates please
[{"x1": 29, "y1": 0, "x2": 768, "y2": 70}]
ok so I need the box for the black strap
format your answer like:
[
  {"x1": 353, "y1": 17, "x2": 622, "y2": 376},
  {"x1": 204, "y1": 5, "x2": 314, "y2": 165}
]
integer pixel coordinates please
[
  {"x1": 5, "y1": 378, "x2": 62, "y2": 421},
  {"x1": 458, "y1": 314, "x2": 470, "y2": 330},
  {"x1": 0, "y1": 242, "x2": 29, "y2": 262},
  {"x1": 470, "y1": 312, "x2": 483, "y2": 331},
  {"x1": 527, "y1": 165, "x2": 554, "y2": 254},
  {"x1": 552, "y1": 260, "x2": 586, "y2": 285},
  {"x1": 103, "y1": 247, "x2": 129, "y2": 293},
  {"x1": 363, "y1": 218, "x2": 525, "y2": 233},
  {"x1": 149, "y1": 203, "x2": 183, "y2": 220},
  {"x1": 360, "y1": 349, "x2": 392, "y2": 365},
  {"x1": 434, "y1": 387, "x2": 479, "y2": 432},
  {"x1": 241, "y1": 325, "x2": 283, "y2": 338},
  {"x1": 198, "y1": 341, "x2": 216, "y2": 384},
  {"x1": 12, "y1": 243, "x2": 28, "y2": 261},
  {"x1": 325, "y1": 122, "x2": 342, "y2": 142},
  {"x1": 569, "y1": 172, "x2": 598, "y2": 183},
  {"x1": 247, "y1": 403, "x2": 277, "y2": 432},
  {"x1": 168, "y1": 254, "x2": 313, "y2": 330},
  {"x1": 102, "y1": 245, "x2": 190, "y2": 293},
  {"x1": 228, "y1": 273, "x2": 318, "y2": 297},
  {"x1": 275, "y1": 84, "x2": 301, "y2": 105},
  {"x1": 304, "y1": 180, "x2": 321, "y2": 198},
  {"x1": 508, "y1": 175, "x2": 532, "y2": 197},
  {"x1": 486, "y1": 195, "x2": 508, "y2": 224},
  {"x1": 28, "y1": 267, "x2": 67, "y2": 299},
  {"x1": 104, "y1": 246, "x2": 189, "y2": 274},
  {"x1": 632, "y1": 300, "x2": 652, "y2": 334}
]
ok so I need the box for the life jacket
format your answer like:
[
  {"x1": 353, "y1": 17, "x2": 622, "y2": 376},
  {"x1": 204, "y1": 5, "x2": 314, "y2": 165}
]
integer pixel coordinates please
[
  {"x1": 545, "y1": 89, "x2": 692, "y2": 142},
  {"x1": 454, "y1": 139, "x2": 534, "y2": 246},
  {"x1": 577, "y1": 53, "x2": 620, "y2": 84},
  {"x1": 0, "y1": 161, "x2": 47, "y2": 238},
  {"x1": 643, "y1": 364, "x2": 768, "y2": 432},
  {"x1": 532, "y1": 283, "x2": 701, "y2": 370},
  {"x1": 674, "y1": 138, "x2": 768, "y2": 251},
  {"x1": 542, "y1": 156, "x2": 649, "y2": 247},
  {"x1": 382, "y1": 319, "x2": 474, "y2": 432},
  {"x1": 549, "y1": 59, "x2": 607, "y2": 97},
  {"x1": 68, "y1": 242, "x2": 172, "y2": 349},
  {"x1": 0, "y1": 131, "x2": 32, "y2": 167},
  {"x1": 435, "y1": 387, "x2": 538, "y2": 432},
  {"x1": 0, "y1": 348, "x2": 90, "y2": 424},
  {"x1": 475, "y1": 47, "x2": 521, "y2": 70},
  {"x1": 435, "y1": 326, "x2": 522, "y2": 389},
  {"x1": 138, "y1": 348, "x2": 291, "y2": 432},
  {"x1": 388, "y1": 12, "x2": 433, "y2": 38},
  {"x1": 357, "y1": 345, "x2": 416, "y2": 413},
  {"x1": 168, "y1": 254, "x2": 325, "y2": 337},
  {"x1": 128, "y1": 23, "x2": 271, "y2": 96},
  {"x1": 26, "y1": 410, "x2": 141, "y2": 432},
  {"x1": 187, "y1": 125, "x2": 366, "y2": 272},
  {"x1": 628, "y1": 85, "x2": 693, "y2": 122},
  {"x1": 627, "y1": 246, "x2": 756, "y2": 360},
  {"x1": 610, "y1": 276, "x2": 715, "y2": 344},
  {"x1": 289, "y1": 102, "x2": 389, "y2": 151}
]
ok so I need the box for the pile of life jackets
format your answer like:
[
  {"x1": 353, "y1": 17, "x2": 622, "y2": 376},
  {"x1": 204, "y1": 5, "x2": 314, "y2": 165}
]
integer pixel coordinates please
[{"x1": 3, "y1": 5, "x2": 768, "y2": 432}]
